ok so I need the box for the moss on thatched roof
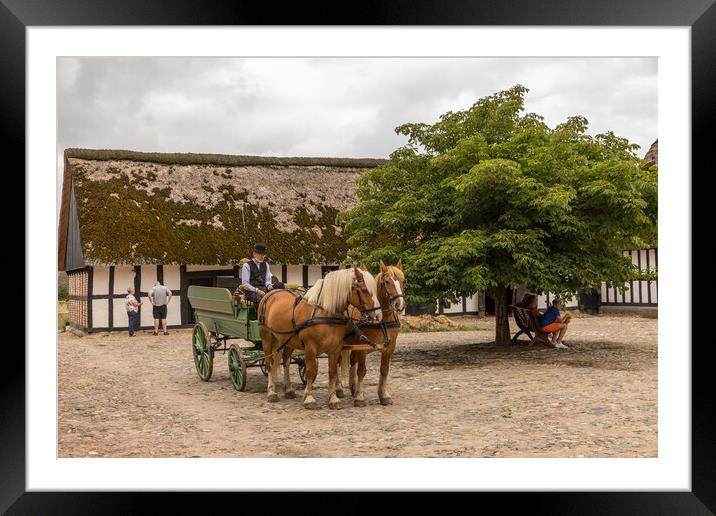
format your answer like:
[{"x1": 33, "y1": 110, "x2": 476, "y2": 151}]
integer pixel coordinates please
[{"x1": 59, "y1": 149, "x2": 387, "y2": 268}]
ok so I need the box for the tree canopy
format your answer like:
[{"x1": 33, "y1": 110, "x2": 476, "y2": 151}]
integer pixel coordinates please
[{"x1": 338, "y1": 85, "x2": 658, "y2": 343}]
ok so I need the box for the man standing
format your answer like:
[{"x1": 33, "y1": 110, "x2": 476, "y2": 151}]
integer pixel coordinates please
[
  {"x1": 241, "y1": 243, "x2": 284, "y2": 304},
  {"x1": 149, "y1": 280, "x2": 172, "y2": 335}
]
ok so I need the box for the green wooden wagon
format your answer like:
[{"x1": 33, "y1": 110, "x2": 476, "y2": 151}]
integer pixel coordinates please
[{"x1": 187, "y1": 285, "x2": 311, "y2": 391}]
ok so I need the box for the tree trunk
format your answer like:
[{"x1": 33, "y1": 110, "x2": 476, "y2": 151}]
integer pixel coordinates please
[{"x1": 494, "y1": 284, "x2": 512, "y2": 345}]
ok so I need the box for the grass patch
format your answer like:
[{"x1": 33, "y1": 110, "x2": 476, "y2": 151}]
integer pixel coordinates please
[{"x1": 58, "y1": 301, "x2": 69, "y2": 332}]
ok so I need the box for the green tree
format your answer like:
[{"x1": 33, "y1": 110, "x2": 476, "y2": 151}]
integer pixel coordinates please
[{"x1": 338, "y1": 85, "x2": 657, "y2": 344}]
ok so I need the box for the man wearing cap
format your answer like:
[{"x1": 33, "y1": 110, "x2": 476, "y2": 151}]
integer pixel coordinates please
[{"x1": 241, "y1": 243, "x2": 284, "y2": 304}]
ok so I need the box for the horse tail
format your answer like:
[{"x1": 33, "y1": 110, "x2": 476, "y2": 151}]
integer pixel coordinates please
[{"x1": 340, "y1": 349, "x2": 351, "y2": 384}]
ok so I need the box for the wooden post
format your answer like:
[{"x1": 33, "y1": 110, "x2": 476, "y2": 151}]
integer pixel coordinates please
[
  {"x1": 108, "y1": 266, "x2": 115, "y2": 331},
  {"x1": 180, "y1": 264, "x2": 188, "y2": 325}
]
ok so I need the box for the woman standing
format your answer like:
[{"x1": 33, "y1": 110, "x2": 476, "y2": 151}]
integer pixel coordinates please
[{"x1": 126, "y1": 286, "x2": 142, "y2": 337}]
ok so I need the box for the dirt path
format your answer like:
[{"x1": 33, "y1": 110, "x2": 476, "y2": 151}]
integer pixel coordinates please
[{"x1": 59, "y1": 314, "x2": 657, "y2": 457}]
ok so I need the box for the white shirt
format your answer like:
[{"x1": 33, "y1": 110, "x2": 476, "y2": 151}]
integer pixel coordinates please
[
  {"x1": 241, "y1": 259, "x2": 272, "y2": 292},
  {"x1": 126, "y1": 294, "x2": 139, "y2": 313}
]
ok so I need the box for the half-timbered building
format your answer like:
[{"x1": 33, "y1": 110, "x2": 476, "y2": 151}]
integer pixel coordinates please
[{"x1": 58, "y1": 148, "x2": 390, "y2": 332}]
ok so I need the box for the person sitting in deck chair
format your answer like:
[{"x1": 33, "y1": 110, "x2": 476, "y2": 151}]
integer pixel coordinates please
[
  {"x1": 240, "y1": 243, "x2": 284, "y2": 304},
  {"x1": 540, "y1": 298, "x2": 571, "y2": 349}
]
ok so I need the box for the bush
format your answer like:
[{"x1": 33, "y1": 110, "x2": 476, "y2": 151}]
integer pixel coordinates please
[{"x1": 58, "y1": 282, "x2": 69, "y2": 301}]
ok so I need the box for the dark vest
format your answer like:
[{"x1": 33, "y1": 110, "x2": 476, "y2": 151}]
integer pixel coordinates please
[{"x1": 248, "y1": 260, "x2": 268, "y2": 290}]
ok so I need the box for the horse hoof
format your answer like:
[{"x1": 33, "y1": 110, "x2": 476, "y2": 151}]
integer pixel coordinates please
[
  {"x1": 336, "y1": 389, "x2": 345, "y2": 399},
  {"x1": 329, "y1": 401, "x2": 342, "y2": 410},
  {"x1": 353, "y1": 399, "x2": 367, "y2": 407},
  {"x1": 284, "y1": 390, "x2": 296, "y2": 399},
  {"x1": 380, "y1": 397, "x2": 394, "y2": 406},
  {"x1": 267, "y1": 393, "x2": 280, "y2": 403},
  {"x1": 303, "y1": 401, "x2": 318, "y2": 410}
]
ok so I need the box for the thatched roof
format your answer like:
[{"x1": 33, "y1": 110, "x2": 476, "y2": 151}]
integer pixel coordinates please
[
  {"x1": 642, "y1": 140, "x2": 658, "y2": 169},
  {"x1": 58, "y1": 149, "x2": 387, "y2": 270}
]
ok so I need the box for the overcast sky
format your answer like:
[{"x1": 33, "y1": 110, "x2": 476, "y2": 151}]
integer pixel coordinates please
[{"x1": 57, "y1": 57, "x2": 657, "y2": 201}]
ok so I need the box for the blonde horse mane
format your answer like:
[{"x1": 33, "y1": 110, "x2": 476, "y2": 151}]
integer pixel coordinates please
[
  {"x1": 304, "y1": 268, "x2": 379, "y2": 315},
  {"x1": 387, "y1": 266, "x2": 405, "y2": 283}
]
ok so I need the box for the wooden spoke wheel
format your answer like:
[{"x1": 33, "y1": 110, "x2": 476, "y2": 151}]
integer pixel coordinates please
[
  {"x1": 297, "y1": 356, "x2": 318, "y2": 386},
  {"x1": 192, "y1": 322, "x2": 214, "y2": 381},
  {"x1": 228, "y1": 343, "x2": 248, "y2": 392}
]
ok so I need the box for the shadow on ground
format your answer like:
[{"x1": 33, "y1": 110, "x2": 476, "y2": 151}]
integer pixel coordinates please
[{"x1": 392, "y1": 339, "x2": 656, "y2": 371}]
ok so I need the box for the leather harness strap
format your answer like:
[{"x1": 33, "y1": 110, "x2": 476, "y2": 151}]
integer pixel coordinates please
[
  {"x1": 259, "y1": 288, "x2": 385, "y2": 351},
  {"x1": 259, "y1": 273, "x2": 399, "y2": 351}
]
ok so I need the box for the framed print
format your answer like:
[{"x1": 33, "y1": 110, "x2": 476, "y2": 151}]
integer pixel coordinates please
[{"x1": 4, "y1": 0, "x2": 708, "y2": 512}]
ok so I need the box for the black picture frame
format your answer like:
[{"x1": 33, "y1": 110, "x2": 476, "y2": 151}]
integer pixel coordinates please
[{"x1": 3, "y1": 0, "x2": 706, "y2": 513}]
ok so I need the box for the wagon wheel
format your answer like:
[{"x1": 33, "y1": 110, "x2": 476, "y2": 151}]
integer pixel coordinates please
[
  {"x1": 228, "y1": 343, "x2": 248, "y2": 391},
  {"x1": 192, "y1": 322, "x2": 214, "y2": 381},
  {"x1": 297, "y1": 356, "x2": 319, "y2": 386}
]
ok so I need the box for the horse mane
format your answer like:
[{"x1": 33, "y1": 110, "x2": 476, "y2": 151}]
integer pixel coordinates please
[
  {"x1": 304, "y1": 268, "x2": 379, "y2": 315},
  {"x1": 387, "y1": 266, "x2": 405, "y2": 283}
]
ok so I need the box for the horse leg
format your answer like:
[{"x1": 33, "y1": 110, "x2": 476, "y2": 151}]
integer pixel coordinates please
[
  {"x1": 261, "y1": 330, "x2": 280, "y2": 403},
  {"x1": 268, "y1": 340, "x2": 283, "y2": 403},
  {"x1": 302, "y1": 347, "x2": 318, "y2": 409},
  {"x1": 378, "y1": 349, "x2": 394, "y2": 405},
  {"x1": 353, "y1": 351, "x2": 368, "y2": 407},
  {"x1": 282, "y1": 346, "x2": 296, "y2": 399},
  {"x1": 335, "y1": 350, "x2": 350, "y2": 398},
  {"x1": 349, "y1": 351, "x2": 358, "y2": 397},
  {"x1": 327, "y1": 352, "x2": 342, "y2": 410}
]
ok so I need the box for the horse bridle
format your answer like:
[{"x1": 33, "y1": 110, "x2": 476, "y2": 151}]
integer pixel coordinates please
[
  {"x1": 343, "y1": 271, "x2": 403, "y2": 349},
  {"x1": 352, "y1": 276, "x2": 382, "y2": 321},
  {"x1": 379, "y1": 271, "x2": 405, "y2": 310}
]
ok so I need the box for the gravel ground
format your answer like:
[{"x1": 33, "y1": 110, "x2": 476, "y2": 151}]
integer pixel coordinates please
[{"x1": 58, "y1": 314, "x2": 657, "y2": 458}]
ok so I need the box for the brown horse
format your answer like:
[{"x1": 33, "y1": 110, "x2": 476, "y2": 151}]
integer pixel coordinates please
[
  {"x1": 341, "y1": 259, "x2": 405, "y2": 406},
  {"x1": 258, "y1": 267, "x2": 382, "y2": 409}
]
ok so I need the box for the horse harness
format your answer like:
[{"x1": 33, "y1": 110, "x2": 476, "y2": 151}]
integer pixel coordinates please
[
  {"x1": 258, "y1": 277, "x2": 385, "y2": 352},
  {"x1": 344, "y1": 315, "x2": 401, "y2": 349},
  {"x1": 344, "y1": 271, "x2": 403, "y2": 348}
]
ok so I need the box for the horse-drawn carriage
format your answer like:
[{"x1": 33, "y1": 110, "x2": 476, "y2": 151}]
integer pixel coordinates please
[
  {"x1": 188, "y1": 285, "x2": 313, "y2": 390},
  {"x1": 188, "y1": 261, "x2": 406, "y2": 409}
]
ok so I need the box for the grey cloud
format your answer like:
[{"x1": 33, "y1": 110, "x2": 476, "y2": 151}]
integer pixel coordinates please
[{"x1": 57, "y1": 56, "x2": 657, "y2": 203}]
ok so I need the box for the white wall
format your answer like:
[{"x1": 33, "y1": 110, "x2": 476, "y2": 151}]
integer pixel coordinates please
[
  {"x1": 140, "y1": 295, "x2": 154, "y2": 327},
  {"x1": 285, "y1": 264, "x2": 303, "y2": 285},
  {"x1": 442, "y1": 299, "x2": 464, "y2": 314},
  {"x1": 91, "y1": 299, "x2": 108, "y2": 328},
  {"x1": 465, "y1": 293, "x2": 480, "y2": 313},
  {"x1": 650, "y1": 281, "x2": 658, "y2": 303},
  {"x1": 164, "y1": 265, "x2": 181, "y2": 290},
  {"x1": 167, "y1": 299, "x2": 182, "y2": 325},
  {"x1": 113, "y1": 298, "x2": 130, "y2": 329},
  {"x1": 114, "y1": 266, "x2": 135, "y2": 295},
  {"x1": 141, "y1": 265, "x2": 158, "y2": 292},
  {"x1": 92, "y1": 267, "x2": 109, "y2": 295},
  {"x1": 307, "y1": 265, "x2": 321, "y2": 287}
]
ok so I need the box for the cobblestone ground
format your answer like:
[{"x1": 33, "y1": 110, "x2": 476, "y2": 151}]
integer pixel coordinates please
[{"x1": 59, "y1": 313, "x2": 657, "y2": 458}]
